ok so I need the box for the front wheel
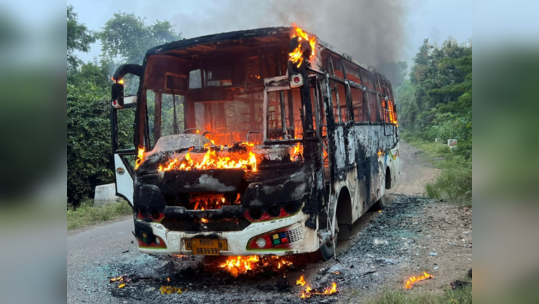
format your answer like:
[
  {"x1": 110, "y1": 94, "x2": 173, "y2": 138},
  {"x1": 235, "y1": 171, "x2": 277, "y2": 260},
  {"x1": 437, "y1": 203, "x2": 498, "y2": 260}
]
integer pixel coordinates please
[{"x1": 315, "y1": 219, "x2": 338, "y2": 261}]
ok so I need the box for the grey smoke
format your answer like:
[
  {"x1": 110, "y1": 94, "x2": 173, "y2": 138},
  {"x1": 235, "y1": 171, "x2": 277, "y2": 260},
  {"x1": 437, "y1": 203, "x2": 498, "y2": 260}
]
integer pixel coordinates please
[{"x1": 170, "y1": 0, "x2": 408, "y2": 67}]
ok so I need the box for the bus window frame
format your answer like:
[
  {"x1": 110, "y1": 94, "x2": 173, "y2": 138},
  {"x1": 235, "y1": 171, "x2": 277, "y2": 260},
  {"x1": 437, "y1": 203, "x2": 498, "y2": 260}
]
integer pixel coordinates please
[
  {"x1": 262, "y1": 74, "x2": 323, "y2": 144},
  {"x1": 338, "y1": 58, "x2": 355, "y2": 123},
  {"x1": 308, "y1": 61, "x2": 395, "y2": 127}
]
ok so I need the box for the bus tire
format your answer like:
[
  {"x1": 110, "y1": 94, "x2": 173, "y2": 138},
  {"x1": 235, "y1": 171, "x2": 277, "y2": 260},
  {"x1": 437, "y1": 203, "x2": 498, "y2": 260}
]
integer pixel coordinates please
[
  {"x1": 374, "y1": 195, "x2": 386, "y2": 211},
  {"x1": 315, "y1": 219, "x2": 338, "y2": 261},
  {"x1": 337, "y1": 223, "x2": 350, "y2": 241}
]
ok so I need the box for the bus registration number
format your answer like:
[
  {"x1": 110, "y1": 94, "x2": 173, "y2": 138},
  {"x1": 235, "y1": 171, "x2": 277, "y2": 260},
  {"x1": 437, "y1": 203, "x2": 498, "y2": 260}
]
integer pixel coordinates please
[{"x1": 185, "y1": 238, "x2": 227, "y2": 256}]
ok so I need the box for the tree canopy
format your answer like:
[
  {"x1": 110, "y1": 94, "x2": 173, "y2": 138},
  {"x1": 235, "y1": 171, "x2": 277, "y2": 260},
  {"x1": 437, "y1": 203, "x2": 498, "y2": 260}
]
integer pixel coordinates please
[
  {"x1": 99, "y1": 13, "x2": 182, "y2": 64},
  {"x1": 397, "y1": 38, "x2": 472, "y2": 157},
  {"x1": 67, "y1": 6, "x2": 182, "y2": 204},
  {"x1": 67, "y1": 5, "x2": 96, "y2": 71}
]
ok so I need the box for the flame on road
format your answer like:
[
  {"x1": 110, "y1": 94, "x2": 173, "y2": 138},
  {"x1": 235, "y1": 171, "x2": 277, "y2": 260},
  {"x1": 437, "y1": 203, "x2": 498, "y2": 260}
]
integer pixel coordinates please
[
  {"x1": 219, "y1": 255, "x2": 293, "y2": 277},
  {"x1": 109, "y1": 275, "x2": 129, "y2": 289},
  {"x1": 296, "y1": 275, "x2": 306, "y2": 286},
  {"x1": 404, "y1": 272, "x2": 433, "y2": 289},
  {"x1": 220, "y1": 255, "x2": 260, "y2": 277},
  {"x1": 297, "y1": 275, "x2": 338, "y2": 299},
  {"x1": 160, "y1": 286, "x2": 183, "y2": 294}
]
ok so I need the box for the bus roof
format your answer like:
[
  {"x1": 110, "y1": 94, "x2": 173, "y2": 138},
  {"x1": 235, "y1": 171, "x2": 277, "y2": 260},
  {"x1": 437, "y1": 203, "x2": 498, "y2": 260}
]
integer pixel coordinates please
[{"x1": 145, "y1": 26, "x2": 383, "y2": 80}]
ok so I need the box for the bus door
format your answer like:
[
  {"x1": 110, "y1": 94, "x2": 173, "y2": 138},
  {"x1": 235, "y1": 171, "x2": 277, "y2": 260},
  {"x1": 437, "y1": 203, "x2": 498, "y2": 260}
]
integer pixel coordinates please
[
  {"x1": 110, "y1": 79, "x2": 138, "y2": 206},
  {"x1": 263, "y1": 74, "x2": 327, "y2": 228}
]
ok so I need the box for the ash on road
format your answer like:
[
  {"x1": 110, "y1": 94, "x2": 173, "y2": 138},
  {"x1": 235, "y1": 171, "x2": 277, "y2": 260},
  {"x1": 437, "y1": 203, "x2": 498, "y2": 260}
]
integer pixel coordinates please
[{"x1": 67, "y1": 142, "x2": 472, "y2": 303}]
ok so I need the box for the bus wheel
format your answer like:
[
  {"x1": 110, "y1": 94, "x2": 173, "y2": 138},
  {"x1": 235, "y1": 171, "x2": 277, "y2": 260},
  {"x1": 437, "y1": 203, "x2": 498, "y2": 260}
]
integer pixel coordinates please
[
  {"x1": 337, "y1": 223, "x2": 350, "y2": 241},
  {"x1": 315, "y1": 219, "x2": 338, "y2": 261},
  {"x1": 374, "y1": 195, "x2": 386, "y2": 211}
]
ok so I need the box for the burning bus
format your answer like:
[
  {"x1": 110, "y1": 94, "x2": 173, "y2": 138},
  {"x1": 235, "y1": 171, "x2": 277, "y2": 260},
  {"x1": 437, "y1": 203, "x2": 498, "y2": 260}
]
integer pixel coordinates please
[{"x1": 110, "y1": 25, "x2": 399, "y2": 260}]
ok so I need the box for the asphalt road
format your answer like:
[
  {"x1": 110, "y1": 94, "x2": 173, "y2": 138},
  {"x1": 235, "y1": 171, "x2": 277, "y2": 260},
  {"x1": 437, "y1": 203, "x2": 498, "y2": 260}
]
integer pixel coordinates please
[
  {"x1": 68, "y1": 218, "x2": 136, "y2": 303},
  {"x1": 67, "y1": 142, "x2": 457, "y2": 304}
]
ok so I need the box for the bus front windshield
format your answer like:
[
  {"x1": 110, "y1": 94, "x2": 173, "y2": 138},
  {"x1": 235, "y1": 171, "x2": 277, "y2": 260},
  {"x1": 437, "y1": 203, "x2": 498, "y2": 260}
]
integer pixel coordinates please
[
  {"x1": 141, "y1": 53, "x2": 310, "y2": 149},
  {"x1": 146, "y1": 88, "x2": 267, "y2": 147}
]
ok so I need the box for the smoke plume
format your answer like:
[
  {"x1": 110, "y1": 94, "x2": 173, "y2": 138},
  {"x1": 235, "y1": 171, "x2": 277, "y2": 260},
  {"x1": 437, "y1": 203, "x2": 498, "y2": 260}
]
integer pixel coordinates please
[{"x1": 171, "y1": 0, "x2": 408, "y2": 68}]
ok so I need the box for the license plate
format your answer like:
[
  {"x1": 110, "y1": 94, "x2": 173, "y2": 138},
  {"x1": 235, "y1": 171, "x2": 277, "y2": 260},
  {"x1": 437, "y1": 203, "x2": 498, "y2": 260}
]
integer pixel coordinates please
[{"x1": 185, "y1": 238, "x2": 228, "y2": 255}]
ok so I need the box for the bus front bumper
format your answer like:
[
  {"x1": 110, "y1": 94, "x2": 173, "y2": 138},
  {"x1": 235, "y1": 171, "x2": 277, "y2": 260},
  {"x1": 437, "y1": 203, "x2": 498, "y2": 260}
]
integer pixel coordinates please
[{"x1": 135, "y1": 212, "x2": 320, "y2": 256}]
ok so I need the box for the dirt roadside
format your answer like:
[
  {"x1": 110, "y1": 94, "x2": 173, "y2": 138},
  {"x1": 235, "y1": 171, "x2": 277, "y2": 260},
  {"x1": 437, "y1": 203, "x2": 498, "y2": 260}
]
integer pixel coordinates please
[{"x1": 67, "y1": 141, "x2": 472, "y2": 303}]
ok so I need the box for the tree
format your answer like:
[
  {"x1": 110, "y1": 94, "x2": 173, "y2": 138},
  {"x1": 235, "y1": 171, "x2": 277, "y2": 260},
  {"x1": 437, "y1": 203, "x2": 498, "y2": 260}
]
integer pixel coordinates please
[
  {"x1": 67, "y1": 5, "x2": 96, "y2": 71},
  {"x1": 67, "y1": 83, "x2": 111, "y2": 203},
  {"x1": 68, "y1": 11, "x2": 181, "y2": 204},
  {"x1": 69, "y1": 60, "x2": 112, "y2": 89},
  {"x1": 397, "y1": 37, "x2": 472, "y2": 157},
  {"x1": 99, "y1": 13, "x2": 182, "y2": 65}
]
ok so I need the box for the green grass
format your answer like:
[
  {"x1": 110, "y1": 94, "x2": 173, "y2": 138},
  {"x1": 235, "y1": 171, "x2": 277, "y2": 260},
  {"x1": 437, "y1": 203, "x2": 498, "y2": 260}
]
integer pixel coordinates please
[
  {"x1": 366, "y1": 286, "x2": 472, "y2": 304},
  {"x1": 403, "y1": 134, "x2": 472, "y2": 207},
  {"x1": 67, "y1": 199, "x2": 133, "y2": 230}
]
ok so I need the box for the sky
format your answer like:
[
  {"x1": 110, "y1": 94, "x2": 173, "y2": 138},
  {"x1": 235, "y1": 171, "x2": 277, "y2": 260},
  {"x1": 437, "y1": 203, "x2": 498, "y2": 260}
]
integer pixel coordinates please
[{"x1": 67, "y1": 0, "x2": 474, "y2": 68}]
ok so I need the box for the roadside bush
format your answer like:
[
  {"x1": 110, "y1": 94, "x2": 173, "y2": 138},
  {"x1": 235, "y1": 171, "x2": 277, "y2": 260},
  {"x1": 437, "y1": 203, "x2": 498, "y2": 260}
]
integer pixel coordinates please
[
  {"x1": 426, "y1": 166, "x2": 472, "y2": 206},
  {"x1": 67, "y1": 83, "x2": 113, "y2": 204},
  {"x1": 403, "y1": 135, "x2": 472, "y2": 206},
  {"x1": 67, "y1": 199, "x2": 133, "y2": 230}
]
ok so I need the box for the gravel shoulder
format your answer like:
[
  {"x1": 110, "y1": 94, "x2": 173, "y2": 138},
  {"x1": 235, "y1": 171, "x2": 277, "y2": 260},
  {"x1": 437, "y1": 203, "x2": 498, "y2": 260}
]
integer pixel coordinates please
[{"x1": 67, "y1": 141, "x2": 472, "y2": 303}]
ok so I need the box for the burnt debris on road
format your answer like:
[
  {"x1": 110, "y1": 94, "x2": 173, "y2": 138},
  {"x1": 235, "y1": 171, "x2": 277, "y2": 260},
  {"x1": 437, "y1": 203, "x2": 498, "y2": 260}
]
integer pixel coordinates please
[{"x1": 67, "y1": 195, "x2": 470, "y2": 303}]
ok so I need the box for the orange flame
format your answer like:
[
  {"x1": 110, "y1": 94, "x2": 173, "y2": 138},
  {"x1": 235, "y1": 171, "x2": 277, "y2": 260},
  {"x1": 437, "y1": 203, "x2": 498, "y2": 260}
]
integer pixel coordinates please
[
  {"x1": 290, "y1": 142, "x2": 303, "y2": 161},
  {"x1": 404, "y1": 272, "x2": 433, "y2": 289},
  {"x1": 220, "y1": 255, "x2": 292, "y2": 277},
  {"x1": 111, "y1": 77, "x2": 124, "y2": 85},
  {"x1": 298, "y1": 277, "x2": 338, "y2": 299},
  {"x1": 289, "y1": 44, "x2": 305, "y2": 68},
  {"x1": 388, "y1": 100, "x2": 398, "y2": 127},
  {"x1": 323, "y1": 282, "x2": 338, "y2": 295},
  {"x1": 289, "y1": 23, "x2": 317, "y2": 68},
  {"x1": 134, "y1": 147, "x2": 145, "y2": 170},
  {"x1": 220, "y1": 255, "x2": 260, "y2": 277},
  {"x1": 158, "y1": 144, "x2": 258, "y2": 172}
]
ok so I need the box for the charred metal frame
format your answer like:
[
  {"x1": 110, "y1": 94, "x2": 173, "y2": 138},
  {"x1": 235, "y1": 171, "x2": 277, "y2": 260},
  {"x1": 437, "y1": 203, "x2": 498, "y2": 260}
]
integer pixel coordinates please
[{"x1": 110, "y1": 26, "x2": 399, "y2": 257}]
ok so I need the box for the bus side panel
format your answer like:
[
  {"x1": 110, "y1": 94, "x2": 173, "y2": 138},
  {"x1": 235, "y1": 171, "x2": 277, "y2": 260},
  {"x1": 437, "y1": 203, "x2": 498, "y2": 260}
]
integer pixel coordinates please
[
  {"x1": 391, "y1": 142, "x2": 400, "y2": 185},
  {"x1": 348, "y1": 125, "x2": 399, "y2": 224}
]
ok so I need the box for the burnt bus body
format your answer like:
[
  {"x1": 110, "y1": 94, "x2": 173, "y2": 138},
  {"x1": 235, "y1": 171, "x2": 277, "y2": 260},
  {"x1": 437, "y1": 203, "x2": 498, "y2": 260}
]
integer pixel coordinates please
[{"x1": 110, "y1": 27, "x2": 400, "y2": 259}]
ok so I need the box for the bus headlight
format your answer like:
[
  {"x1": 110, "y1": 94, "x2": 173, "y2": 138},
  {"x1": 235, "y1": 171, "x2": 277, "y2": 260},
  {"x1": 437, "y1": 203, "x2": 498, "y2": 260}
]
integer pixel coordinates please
[
  {"x1": 256, "y1": 238, "x2": 266, "y2": 248},
  {"x1": 247, "y1": 226, "x2": 304, "y2": 250}
]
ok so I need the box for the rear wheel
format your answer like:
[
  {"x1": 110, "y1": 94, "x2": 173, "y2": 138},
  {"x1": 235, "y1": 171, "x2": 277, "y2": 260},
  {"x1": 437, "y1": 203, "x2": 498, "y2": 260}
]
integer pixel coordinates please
[
  {"x1": 337, "y1": 223, "x2": 350, "y2": 241},
  {"x1": 373, "y1": 195, "x2": 386, "y2": 211}
]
